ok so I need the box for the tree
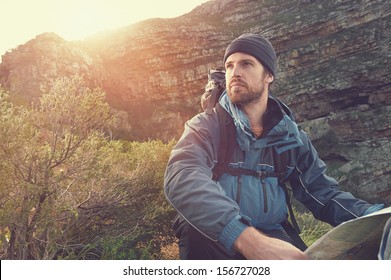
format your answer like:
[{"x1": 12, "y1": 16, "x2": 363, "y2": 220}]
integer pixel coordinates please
[
  {"x1": 0, "y1": 76, "x2": 177, "y2": 260},
  {"x1": 0, "y1": 76, "x2": 126, "y2": 259}
]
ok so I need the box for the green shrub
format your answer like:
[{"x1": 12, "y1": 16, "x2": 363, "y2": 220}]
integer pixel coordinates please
[
  {"x1": 295, "y1": 208, "x2": 333, "y2": 247},
  {"x1": 60, "y1": 139, "x2": 178, "y2": 260},
  {"x1": 0, "y1": 78, "x2": 178, "y2": 260}
]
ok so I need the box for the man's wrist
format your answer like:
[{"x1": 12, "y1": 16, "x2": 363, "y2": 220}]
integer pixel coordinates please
[
  {"x1": 234, "y1": 226, "x2": 265, "y2": 253},
  {"x1": 219, "y1": 215, "x2": 249, "y2": 250}
]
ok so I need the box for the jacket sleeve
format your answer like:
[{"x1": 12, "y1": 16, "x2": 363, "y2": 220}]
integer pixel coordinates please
[
  {"x1": 289, "y1": 130, "x2": 374, "y2": 226},
  {"x1": 164, "y1": 113, "x2": 247, "y2": 249}
]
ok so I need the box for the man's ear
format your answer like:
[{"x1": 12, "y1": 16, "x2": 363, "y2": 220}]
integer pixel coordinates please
[{"x1": 265, "y1": 73, "x2": 274, "y2": 83}]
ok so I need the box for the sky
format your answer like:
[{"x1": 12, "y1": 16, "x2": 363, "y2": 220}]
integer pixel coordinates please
[{"x1": 0, "y1": 0, "x2": 210, "y2": 58}]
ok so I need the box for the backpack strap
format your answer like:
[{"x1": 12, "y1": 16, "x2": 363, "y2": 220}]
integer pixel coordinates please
[
  {"x1": 274, "y1": 149, "x2": 307, "y2": 251},
  {"x1": 212, "y1": 103, "x2": 236, "y2": 180},
  {"x1": 280, "y1": 182, "x2": 308, "y2": 251}
]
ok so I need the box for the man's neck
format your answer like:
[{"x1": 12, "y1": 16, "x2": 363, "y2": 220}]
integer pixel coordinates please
[{"x1": 240, "y1": 93, "x2": 268, "y2": 132}]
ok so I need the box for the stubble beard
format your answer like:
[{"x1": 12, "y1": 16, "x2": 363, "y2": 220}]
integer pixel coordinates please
[{"x1": 227, "y1": 80, "x2": 264, "y2": 106}]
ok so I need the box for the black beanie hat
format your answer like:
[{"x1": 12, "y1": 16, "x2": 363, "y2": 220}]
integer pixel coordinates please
[{"x1": 223, "y1": 34, "x2": 277, "y2": 77}]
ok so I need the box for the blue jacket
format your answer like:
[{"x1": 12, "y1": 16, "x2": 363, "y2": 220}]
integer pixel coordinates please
[{"x1": 164, "y1": 92, "x2": 373, "y2": 251}]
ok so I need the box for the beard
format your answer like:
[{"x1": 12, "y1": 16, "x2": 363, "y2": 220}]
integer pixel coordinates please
[{"x1": 227, "y1": 78, "x2": 265, "y2": 106}]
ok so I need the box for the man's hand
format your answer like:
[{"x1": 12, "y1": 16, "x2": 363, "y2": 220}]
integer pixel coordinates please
[{"x1": 234, "y1": 227, "x2": 310, "y2": 260}]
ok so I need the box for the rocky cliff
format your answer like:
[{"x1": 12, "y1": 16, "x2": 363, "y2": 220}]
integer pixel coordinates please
[{"x1": 0, "y1": 0, "x2": 390, "y2": 204}]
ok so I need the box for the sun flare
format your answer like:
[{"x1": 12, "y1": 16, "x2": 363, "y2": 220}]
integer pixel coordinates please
[
  {"x1": 54, "y1": 0, "x2": 129, "y2": 40},
  {"x1": 0, "y1": 0, "x2": 209, "y2": 57},
  {"x1": 53, "y1": 0, "x2": 210, "y2": 41}
]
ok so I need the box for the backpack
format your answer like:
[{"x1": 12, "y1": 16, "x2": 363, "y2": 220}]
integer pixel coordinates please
[{"x1": 201, "y1": 69, "x2": 307, "y2": 251}]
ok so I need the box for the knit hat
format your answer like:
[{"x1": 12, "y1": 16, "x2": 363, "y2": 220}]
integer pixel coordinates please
[{"x1": 223, "y1": 34, "x2": 277, "y2": 77}]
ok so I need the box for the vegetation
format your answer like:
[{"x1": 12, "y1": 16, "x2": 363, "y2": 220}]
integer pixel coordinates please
[
  {"x1": 0, "y1": 76, "x2": 176, "y2": 259},
  {"x1": 296, "y1": 209, "x2": 333, "y2": 246},
  {"x1": 0, "y1": 76, "x2": 331, "y2": 260}
]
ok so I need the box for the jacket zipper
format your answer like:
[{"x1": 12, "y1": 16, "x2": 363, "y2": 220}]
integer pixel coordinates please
[{"x1": 259, "y1": 171, "x2": 268, "y2": 213}]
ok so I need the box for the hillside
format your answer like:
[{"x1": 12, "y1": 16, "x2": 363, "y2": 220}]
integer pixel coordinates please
[{"x1": 0, "y1": 0, "x2": 390, "y2": 204}]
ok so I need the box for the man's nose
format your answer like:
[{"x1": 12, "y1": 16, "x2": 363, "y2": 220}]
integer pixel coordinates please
[{"x1": 232, "y1": 65, "x2": 242, "y2": 77}]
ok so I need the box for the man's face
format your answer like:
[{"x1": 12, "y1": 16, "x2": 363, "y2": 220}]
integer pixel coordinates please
[{"x1": 225, "y1": 52, "x2": 272, "y2": 105}]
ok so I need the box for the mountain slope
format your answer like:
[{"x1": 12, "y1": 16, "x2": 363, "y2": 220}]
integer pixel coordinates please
[{"x1": 0, "y1": 0, "x2": 390, "y2": 203}]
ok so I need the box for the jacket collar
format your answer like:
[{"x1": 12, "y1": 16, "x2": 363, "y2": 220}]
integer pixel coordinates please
[{"x1": 219, "y1": 92, "x2": 303, "y2": 152}]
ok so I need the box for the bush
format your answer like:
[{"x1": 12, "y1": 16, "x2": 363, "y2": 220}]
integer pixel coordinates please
[
  {"x1": 0, "y1": 77, "x2": 177, "y2": 260},
  {"x1": 77, "y1": 140, "x2": 178, "y2": 260}
]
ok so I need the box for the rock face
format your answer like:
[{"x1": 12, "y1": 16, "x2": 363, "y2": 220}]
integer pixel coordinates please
[
  {"x1": 0, "y1": 33, "x2": 106, "y2": 101},
  {"x1": 0, "y1": 0, "x2": 390, "y2": 204}
]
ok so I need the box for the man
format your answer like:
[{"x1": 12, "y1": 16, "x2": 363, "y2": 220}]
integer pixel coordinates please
[{"x1": 164, "y1": 34, "x2": 383, "y2": 260}]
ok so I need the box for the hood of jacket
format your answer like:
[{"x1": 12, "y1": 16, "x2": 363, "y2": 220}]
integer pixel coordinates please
[{"x1": 219, "y1": 91, "x2": 303, "y2": 153}]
